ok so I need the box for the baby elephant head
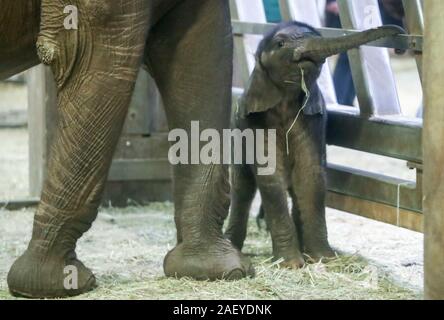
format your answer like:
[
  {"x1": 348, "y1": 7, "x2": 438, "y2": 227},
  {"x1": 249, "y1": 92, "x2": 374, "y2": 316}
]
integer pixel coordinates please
[{"x1": 239, "y1": 21, "x2": 404, "y2": 117}]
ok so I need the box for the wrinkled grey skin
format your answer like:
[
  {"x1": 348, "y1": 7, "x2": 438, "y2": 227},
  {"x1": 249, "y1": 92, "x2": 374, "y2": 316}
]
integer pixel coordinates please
[
  {"x1": 225, "y1": 22, "x2": 403, "y2": 268},
  {"x1": 2, "y1": 0, "x2": 253, "y2": 298}
]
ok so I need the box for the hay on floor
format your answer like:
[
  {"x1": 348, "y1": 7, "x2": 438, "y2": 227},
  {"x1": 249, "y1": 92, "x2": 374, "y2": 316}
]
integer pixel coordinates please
[{"x1": 0, "y1": 203, "x2": 421, "y2": 300}]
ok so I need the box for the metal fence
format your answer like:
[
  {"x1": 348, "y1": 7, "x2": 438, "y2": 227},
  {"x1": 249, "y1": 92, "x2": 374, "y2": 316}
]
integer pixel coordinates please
[{"x1": 231, "y1": 0, "x2": 424, "y2": 232}]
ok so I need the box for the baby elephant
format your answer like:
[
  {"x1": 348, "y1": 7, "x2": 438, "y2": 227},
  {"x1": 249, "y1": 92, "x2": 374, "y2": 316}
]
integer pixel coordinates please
[{"x1": 225, "y1": 21, "x2": 403, "y2": 268}]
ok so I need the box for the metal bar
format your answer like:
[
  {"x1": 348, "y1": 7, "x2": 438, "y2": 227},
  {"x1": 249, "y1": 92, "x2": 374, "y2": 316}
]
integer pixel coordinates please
[
  {"x1": 327, "y1": 106, "x2": 423, "y2": 162},
  {"x1": 326, "y1": 192, "x2": 423, "y2": 232},
  {"x1": 423, "y1": 0, "x2": 444, "y2": 300},
  {"x1": 277, "y1": 0, "x2": 339, "y2": 106},
  {"x1": 402, "y1": 0, "x2": 424, "y2": 81},
  {"x1": 233, "y1": 88, "x2": 423, "y2": 162},
  {"x1": 278, "y1": 0, "x2": 292, "y2": 21},
  {"x1": 337, "y1": 0, "x2": 374, "y2": 115},
  {"x1": 231, "y1": 21, "x2": 423, "y2": 51},
  {"x1": 230, "y1": 0, "x2": 256, "y2": 87},
  {"x1": 232, "y1": 20, "x2": 276, "y2": 35},
  {"x1": 0, "y1": 198, "x2": 39, "y2": 211},
  {"x1": 327, "y1": 164, "x2": 421, "y2": 213}
]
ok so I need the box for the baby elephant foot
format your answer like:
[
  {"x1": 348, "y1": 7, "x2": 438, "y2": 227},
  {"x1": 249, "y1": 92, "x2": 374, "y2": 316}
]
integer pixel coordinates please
[
  {"x1": 164, "y1": 239, "x2": 255, "y2": 280},
  {"x1": 8, "y1": 249, "x2": 96, "y2": 298}
]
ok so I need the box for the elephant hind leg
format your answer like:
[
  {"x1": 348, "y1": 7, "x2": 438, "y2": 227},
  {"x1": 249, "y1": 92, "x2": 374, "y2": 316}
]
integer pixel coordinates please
[
  {"x1": 225, "y1": 165, "x2": 257, "y2": 250},
  {"x1": 256, "y1": 175, "x2": 304, "y2": 269},
  {"x1": 289, "y1": 187, "x2": 304, "y2": 252},
  {"x1": 8, "y1": 0, "x2": 151, "y2": 298},
  {"x1": 146, "y1": 0, "x2": 254, "y2": 280}
]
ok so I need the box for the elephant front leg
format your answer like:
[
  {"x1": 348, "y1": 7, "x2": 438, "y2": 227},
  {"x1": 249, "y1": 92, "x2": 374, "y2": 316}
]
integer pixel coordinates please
[
  {"x1": 291, "y1": 166, "x2": 335, "y2": 261},
  {"x1": 146, "y1": 0, "x2": 253, "y2": 280},
  {"x1": 291, "y1": 119, "x2": 335, "y2": 261},
  {"x1": 8, "y1": 0, "x2": 150, "y2": 298}
]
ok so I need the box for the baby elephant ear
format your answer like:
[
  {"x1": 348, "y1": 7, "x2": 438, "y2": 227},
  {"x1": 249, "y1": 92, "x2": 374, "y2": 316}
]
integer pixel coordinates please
[
  {"x1": 303, "y1": 85, "x2": 326, "y2": 115},
  {"x1": 238, "y1": 63, "x2": 283, "y2": 118}
]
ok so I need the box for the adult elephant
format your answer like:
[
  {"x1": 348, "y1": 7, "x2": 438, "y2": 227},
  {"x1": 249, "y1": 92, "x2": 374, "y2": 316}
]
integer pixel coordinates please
[{"x1": 2, "y1": 0, "x2": 253, "y2": 298}]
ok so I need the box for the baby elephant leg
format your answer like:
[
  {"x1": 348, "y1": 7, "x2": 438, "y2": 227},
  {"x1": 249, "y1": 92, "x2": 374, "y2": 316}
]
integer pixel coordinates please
[
  {"x1": 291, "y1": 119, "x2": 335, "y2": 261},
  {"x1": 256, "y1": 176, "x2": 304, "y2": 268},
  {"x1": 291, "y1": 167, "x2": 335, "y2": 261},
  {"x1": 225, "y1": 165, "x2": 256, "y2": 250}
]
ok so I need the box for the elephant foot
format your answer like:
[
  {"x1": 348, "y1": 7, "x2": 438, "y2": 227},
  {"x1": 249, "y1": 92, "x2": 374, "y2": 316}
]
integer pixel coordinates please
[
  {"x1": 304, "y1": 243, "x2": 336, "y2": 262},
  {"x1": 279, "y1": 257, "x2": 305, "y2": 269},
  {"x1": 164, "y1": 239, "x2": 255, "y2": 280},
  {"x1": 274, "y1": 250, "x2": 305, "y2": 269},
  {"x1": 8, "y1": 249, "x2": 96, "y2": 299}
]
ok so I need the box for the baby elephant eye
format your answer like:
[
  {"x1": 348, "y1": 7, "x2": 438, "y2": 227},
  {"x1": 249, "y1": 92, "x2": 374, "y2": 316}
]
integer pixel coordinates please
[{"x1": 278, "y1": 40, "x2": 285, "y2": 48}]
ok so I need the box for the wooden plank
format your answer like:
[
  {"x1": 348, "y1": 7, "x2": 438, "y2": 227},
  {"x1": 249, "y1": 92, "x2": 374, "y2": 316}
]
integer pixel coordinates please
[
  {"x1": 233, "y1": 88, "x2": 423, "y2": 162},
  {"x1": 147, "y1": 85, "x2": 168, "y2": 133},
  {"x1": 230, "y1": 0, "x2": 268, "y2": 87},
  {"x1": 102, "y1": 181, "x2": 172, "y2": 207},
  {"x1": 423, "y1": 0, "x2": 444, "y2": 300},
  {"x1": 110, "y1": 63, "x2": 170, "y2": 202},
  {"x1": 327, "y1": 164, "x2": 422, "y2": 213},
  {"x1": 327, "y1": 106, "x2": 422, "y2": 162},
  {"x1": 26, "y1": 64, "x2": 58, "y2": 198},
  {"x1": 230, "y1": 0, "x2": 252, "y2": 88},
  {"x1": 108, "y1": 159, "x2": 172, "y2": 182},
  {"x1": 327, "y1": 192, "x2": 423, "y2": 233},
  {"x1": 0, "y1": 110, "x2": 27, "y2": 128},
  {"x1": 122, "y1": 68, "x2": 166, "y2": 135},
  {"x1": 122, "y1": 69, "x2": 152, "y2": 135},
  {"x1": 113, "y1": 134, "x2": 170, "y2": 159}
]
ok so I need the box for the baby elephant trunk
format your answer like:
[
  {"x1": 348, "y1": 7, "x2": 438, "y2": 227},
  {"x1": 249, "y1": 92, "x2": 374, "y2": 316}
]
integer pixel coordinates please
[{"x1": 293, "y1": 25, "x2": 404, "y2": 63}]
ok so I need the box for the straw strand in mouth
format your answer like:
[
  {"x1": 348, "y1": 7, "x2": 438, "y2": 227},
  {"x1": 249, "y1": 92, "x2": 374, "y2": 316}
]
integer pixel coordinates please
[{"x1": 286, "y1": 67, "x2": 310, "y2": 155}]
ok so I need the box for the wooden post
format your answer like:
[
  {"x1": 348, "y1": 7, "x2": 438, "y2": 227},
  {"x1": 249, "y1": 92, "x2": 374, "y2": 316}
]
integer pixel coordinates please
[
  {"x1": 102, "y1": 68, "x2": 172, "y2": 206},
  {"x1": 423, "y1": 1, "x2": 444, "y2": 300},
  {"x1": 26, "y1": 65, "x2": 58, "y2": 197},
  {"x1": 27, "y1": 65, "x2": 172, "y2": 204}
]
